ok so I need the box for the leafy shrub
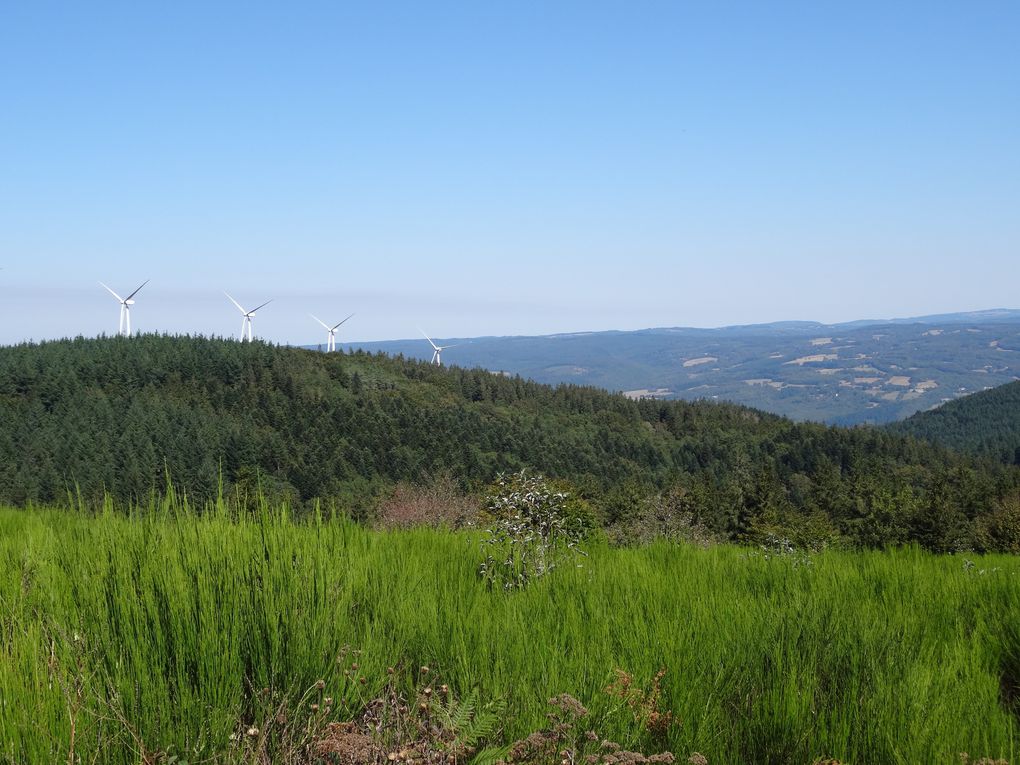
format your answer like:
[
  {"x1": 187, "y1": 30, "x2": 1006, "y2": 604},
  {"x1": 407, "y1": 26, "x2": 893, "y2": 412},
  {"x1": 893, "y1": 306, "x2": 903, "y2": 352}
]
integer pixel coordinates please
[
  {"x1": 478, "y1": 471, "x2": 588, "y2": 591},
  {"x1": 973, "y1": 490, "x2": 1020, "y2": 553},
  {"x1": 606, "y1": 486, "x2": 719, "y2": 547}
]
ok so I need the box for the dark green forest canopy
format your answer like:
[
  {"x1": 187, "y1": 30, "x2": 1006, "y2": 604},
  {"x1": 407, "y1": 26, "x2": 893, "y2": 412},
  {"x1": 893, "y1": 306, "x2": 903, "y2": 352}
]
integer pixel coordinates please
[
  {"x1": 889, "y1": 380, "x2": 1020, "y2": 465},
  {"x1": 1, "y1": 335, "x2": 1018, "y2": 550}
]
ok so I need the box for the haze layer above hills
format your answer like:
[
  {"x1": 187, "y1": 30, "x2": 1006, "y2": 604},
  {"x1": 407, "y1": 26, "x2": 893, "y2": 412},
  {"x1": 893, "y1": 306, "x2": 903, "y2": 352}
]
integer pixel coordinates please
[{"x1": 340, "y1": 310, "x2": 1020, "y2": 425}]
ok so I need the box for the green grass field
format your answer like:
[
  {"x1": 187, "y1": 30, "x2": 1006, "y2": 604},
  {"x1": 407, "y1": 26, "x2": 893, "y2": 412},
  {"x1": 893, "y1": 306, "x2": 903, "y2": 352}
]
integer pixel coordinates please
[{"x1": 2, "y1": 499, "x2": 1018, "y2": 764}]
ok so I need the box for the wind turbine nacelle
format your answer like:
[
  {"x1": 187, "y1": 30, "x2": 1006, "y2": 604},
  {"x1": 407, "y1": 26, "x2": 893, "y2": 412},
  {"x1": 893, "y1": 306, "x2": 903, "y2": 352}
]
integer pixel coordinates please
[{"x1": 125, "y1": 299, "x2": 135, "y2": 305}]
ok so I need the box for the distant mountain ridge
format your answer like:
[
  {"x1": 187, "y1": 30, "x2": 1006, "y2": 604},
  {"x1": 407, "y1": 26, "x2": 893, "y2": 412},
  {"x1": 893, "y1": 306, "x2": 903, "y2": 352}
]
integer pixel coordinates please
[
  {"x1": 335, "y1": 309, "x2": 1020, "y2": 425},
  {"x1": 518, "y1": 309, "x2": 1020, "y2": 338}
]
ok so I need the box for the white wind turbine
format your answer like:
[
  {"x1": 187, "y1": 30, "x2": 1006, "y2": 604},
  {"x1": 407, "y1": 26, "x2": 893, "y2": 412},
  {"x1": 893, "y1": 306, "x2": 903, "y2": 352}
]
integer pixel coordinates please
[
  {"x1": 225, "y1": 293, "x2": 272, "y2": 342},
  {"x1": 99, "y1": 280, "x2": 149, "y2": 336},
  {"x1": 311, "y1": 313, "x2": 354, "y2": 352},
  {"x1": 421, "y1": 330, "x2": 458, "y2": 366}
]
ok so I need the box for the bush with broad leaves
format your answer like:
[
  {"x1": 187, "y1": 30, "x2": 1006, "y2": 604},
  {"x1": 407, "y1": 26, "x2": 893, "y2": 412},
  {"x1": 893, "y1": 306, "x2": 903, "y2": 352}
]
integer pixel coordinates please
[{"x1": 478, "y1": 470, "x2": 587, "y2": 591}]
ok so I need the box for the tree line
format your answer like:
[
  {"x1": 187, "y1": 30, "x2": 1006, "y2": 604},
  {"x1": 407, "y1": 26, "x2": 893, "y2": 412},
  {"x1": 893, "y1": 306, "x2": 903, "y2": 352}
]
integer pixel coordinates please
[
  {"x1": 1, "y1": 334, "x2": 1018, "y2": 551},
  {"x1": 889, "y1": 380, "x2": 1020, "y2": 465}
]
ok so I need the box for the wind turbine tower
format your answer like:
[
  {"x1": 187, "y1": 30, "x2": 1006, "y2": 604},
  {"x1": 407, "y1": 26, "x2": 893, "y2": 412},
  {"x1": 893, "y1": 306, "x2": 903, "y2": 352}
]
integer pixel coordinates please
[
  {"x1": 311, "y1": 313, "x2": 354, "y2": 352},
  {"x1": 421, "y1": 331, "x2": 458, "y2": 366},
  {"x1": 99, "y1": 280, "x2": 149, "y2": 336},
  {"x1": 225, "y1": 293, "x2": 272, "y2": 341}
]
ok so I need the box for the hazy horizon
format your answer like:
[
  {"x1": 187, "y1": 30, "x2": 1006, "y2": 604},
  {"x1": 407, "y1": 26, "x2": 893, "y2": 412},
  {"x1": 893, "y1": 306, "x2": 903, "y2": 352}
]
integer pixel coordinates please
[
  {"x1": 2, "y1": 281, "x2": 1018, "y2": 348},
  {"x1": 3, "y1": 2, "x2": 1017, "y2": 345}
]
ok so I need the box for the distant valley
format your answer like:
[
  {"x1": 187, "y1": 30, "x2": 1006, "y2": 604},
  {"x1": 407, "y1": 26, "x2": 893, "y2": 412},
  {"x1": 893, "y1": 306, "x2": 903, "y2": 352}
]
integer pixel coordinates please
[{"x1": 339, "y1": 309, "x2": 1020, "y2": 424}]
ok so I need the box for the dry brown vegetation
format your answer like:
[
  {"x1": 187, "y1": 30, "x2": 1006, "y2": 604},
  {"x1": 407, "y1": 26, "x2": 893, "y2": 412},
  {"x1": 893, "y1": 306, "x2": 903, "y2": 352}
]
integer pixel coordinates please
[{"x1": 373, "y1": 475, "x2": 479, "y2": 530}]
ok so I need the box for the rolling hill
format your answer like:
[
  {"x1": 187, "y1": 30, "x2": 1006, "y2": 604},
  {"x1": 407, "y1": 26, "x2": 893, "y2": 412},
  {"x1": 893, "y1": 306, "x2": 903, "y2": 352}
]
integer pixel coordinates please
[
  {"x1": 1, "y1": 334, "x2": 1019, "y2": 551},
  {"x1": 890, "y1": 380, "x2": 1020, "y2": 464},
  {"x1": 337, "y1": 310, "x2": 1020, "y2": 425}
]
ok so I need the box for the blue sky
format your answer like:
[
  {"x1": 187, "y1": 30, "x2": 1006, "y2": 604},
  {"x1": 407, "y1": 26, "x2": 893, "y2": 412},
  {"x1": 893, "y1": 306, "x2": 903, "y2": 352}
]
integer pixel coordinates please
[{"x1": 1, "y1": 1, "x2": 1017, "y2": 345}]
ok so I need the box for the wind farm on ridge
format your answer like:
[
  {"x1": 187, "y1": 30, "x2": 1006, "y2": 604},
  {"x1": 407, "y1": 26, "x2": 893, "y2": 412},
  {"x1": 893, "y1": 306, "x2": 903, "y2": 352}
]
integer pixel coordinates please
[{"x1": 95, "y1": 279, "x2": 458, "y2": 365}]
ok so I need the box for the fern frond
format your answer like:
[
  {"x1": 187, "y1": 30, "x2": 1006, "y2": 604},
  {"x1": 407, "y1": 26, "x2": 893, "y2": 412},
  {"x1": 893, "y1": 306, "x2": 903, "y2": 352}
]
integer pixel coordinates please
[{"x1": 438, "y1": 688, "x2": 504, "y2": 750}]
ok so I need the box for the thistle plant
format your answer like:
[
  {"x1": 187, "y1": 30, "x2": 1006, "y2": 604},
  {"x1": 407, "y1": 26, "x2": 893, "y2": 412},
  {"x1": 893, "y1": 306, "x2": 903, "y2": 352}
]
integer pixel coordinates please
[{"x1": 478, "y1": 471, "x2": 587, "y2": 591}]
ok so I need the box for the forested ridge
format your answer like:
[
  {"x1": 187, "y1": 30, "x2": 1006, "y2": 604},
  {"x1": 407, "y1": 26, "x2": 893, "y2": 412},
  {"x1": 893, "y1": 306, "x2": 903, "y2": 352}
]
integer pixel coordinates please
[
  {"x1": 341, "y1": 316, "x2": 1020, "y2": 425},
  {"x1": 889, "y1": 380, "x2": 1020, "y2": 465},
  {"x1": 2, "y1": 334, "x2": 1019, "y2": 550}
]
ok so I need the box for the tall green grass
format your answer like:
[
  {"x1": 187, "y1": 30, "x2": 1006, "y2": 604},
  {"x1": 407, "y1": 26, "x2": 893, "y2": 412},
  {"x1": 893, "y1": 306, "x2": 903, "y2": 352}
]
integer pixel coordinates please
[{"x1": 1, "y1": 498, "x2": 1018, "y2": 764}]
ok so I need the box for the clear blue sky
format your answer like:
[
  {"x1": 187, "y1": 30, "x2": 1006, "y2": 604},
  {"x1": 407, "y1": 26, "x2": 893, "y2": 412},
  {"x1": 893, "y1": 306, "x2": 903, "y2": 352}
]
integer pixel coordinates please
[{"x1": 1, "y1": 1, "x2": 1017, "y2": 345}]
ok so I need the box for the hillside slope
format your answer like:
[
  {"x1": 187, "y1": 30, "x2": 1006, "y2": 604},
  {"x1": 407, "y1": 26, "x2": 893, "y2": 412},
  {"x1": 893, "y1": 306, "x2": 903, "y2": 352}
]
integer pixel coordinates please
[
  {"x1": 890, "y1": 381, "x2": 1020, "y2": 464},
  {"x1": 1, "y1": 335, "x2": 1018, "y2": 550},
  {"x1": 338, "y1": 311, "x2": 1020, "y2": 424}
]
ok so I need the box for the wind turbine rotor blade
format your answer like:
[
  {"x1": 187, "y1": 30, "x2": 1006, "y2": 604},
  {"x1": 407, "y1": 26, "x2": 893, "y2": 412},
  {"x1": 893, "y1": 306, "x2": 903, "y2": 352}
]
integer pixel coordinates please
[
  {"x1": 420, "y1": 329, "x2": 440, "y2": 351},
  {"x1": 124, "y1": 279, "x2": 149, "y2": 301},
  {"x1": 248, "y1": 299, "x2": 273, "y2": 314},
  {"x1": 310, "y1": 314, "x2": 332, "y2": 331},
  {"x1": 332, "y1": 313, "x2": 355, "y2": 331},
  {"x1": 224, "y1": 292, "x2": 247, "y2": 314},
  {"x1": 99, "y1": 282, "x2": 125, "y2": 303}
]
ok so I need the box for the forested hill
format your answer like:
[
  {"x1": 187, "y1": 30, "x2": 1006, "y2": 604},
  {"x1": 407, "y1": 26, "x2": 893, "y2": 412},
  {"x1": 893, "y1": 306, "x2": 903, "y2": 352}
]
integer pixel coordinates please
[
  {"x1": 889, "y1": 381, "x2": 1020, "y2": 464},
  {"x1": 338, "y1": 312, "x2": 1020, "y2": 425},
  {"x1": 1, "y1": 335, "x2": 1018, "y2": 551}
]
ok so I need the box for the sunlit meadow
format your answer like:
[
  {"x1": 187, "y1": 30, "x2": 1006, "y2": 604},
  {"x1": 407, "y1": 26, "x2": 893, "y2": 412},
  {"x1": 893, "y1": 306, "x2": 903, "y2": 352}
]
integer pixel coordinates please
[{"x1": 1, "y1": 496, "x2": 1017, "y2": 764}]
